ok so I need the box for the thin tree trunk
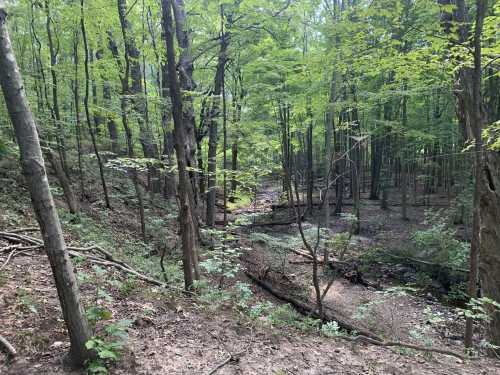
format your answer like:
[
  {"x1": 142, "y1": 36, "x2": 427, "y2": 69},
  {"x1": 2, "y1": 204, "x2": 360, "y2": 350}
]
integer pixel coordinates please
[
  {"x1": 172, "y1": 0, "x2": 201, "y2": 214},
  {"x1": 206, "y1": 28, "x2": 228, "y2": 227},
  {"x1": 72, "y1": 35, "x2": 85, "y2": 199},
  {"x1": 80, "y1": 0, "x2": 111, "y2": 209},
  {"x1": 44, "y1": 0, "x2": 68, "y2": 174},
  {"x1": 0, "y1": 6, "x2": 92, "y2": 366}
]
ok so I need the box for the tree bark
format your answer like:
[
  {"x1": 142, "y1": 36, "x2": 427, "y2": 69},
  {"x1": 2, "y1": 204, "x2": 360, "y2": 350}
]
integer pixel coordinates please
[
  {"x1": 0, "y1": 5, "x2": 92, "y2": 366},
  {"x1": 162, "y1": 0, "x2": 199, "y2": 289},
  {"x1": 206, "y1": 29, "x2": 228, "y2": 227},
  {"x1": 80, "y1": 0, "x2": 111, "y2": 209},
  {"x1": 44, "y1": 0, "x2": 68, "y2": 174},
  {"x1": 172, "y1": 0, "x2": 201, "y2": 213}
]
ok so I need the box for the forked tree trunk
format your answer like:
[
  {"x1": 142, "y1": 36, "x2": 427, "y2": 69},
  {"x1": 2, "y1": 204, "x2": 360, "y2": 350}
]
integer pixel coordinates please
[
  {"x1": 172, "y1": 0, "x2": 201, "y2": 214},
  {"x1": 162, "y1": 0, "x2": 199, "y2": 289},
  {"x1": 0, "y1": 5, "x2": 92, "y2": 366}
]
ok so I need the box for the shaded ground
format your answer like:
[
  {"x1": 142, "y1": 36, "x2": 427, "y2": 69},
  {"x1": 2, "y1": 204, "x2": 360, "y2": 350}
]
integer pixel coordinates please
[
  {"x1": 1, "y1": 177, "x2": 499, "y2": 374},
  {"x1": 1, "y1": 252, "x2": 498, "y2": 375}
]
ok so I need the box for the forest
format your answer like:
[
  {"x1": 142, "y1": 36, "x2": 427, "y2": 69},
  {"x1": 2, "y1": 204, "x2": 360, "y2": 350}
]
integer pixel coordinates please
[{"x1": 0, "y1": 0, "x2": 499, "y2": 373}]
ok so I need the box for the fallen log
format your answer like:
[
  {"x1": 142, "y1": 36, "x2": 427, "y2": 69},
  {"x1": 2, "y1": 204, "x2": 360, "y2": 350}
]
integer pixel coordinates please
[
  {"x1": 244, "y1": 270, "x2": 382, "y2": 341},
  {"x1": 375, "y1": 250, "x2": 469, "y2": 274},
  {"x1": 244, "y1": 271, "x2": 472, "y2": 361},
  {"x1": 287, "y1": 250, "x2": 380, "y2": 289}
]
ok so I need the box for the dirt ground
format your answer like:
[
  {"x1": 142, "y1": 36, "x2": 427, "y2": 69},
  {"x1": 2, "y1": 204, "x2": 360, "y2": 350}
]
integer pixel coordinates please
[
  {"x1": 1, "y1": 180, "x2": 500, "y2": 374},
  {"x1": 1, "y1": 252, "x2": 499, "y2": 375}
]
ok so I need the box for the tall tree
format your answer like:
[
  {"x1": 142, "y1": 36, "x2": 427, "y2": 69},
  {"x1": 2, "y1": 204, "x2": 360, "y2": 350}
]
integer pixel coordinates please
[
  {"x1": 0, "y1": 2, "x2": 92, "y2": 366},
  {"x1": 161, "y1": 0, "x2": 199, "y2": 289}
]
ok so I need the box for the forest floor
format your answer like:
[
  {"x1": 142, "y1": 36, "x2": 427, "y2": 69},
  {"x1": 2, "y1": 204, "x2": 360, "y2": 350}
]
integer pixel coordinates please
[{"x1": 1, "y1": 168, "x2": 500, "y2": 374}]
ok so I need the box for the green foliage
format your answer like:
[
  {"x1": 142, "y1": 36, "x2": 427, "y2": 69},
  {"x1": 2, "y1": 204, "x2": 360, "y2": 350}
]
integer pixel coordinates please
[
  {"x1": 325, "y1": 231, "x2": 352, "y2": 259},
  {"x1": 85, "y1": 302, "x2": 131, "y2": 374},
  {"x1": 483, "y1": 121, "x2": 500, "y2": 152},
  {"x1": 460, "y1": 297, "x2": 500, "y2": 323},
  {"x1": 321, "y1": 321, "x2": 342, "y2": 338},
  {"x1": 200, "y1": 228, "x2": 244, "y2": 285},
  {"x1": 85, "y1": 318, "x2": 131, "y2": 374},
  {"x1": 410, "y1": 210, "x2": 469, "y2": 269},
  {"x1": 16, "y1": 288, "x2": 38, "y2": 314}
]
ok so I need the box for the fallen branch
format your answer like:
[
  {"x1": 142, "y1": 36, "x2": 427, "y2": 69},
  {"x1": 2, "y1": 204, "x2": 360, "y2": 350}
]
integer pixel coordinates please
[
  {"x1": 0, "y1": 249, "x2": 17, "y2": 270},
  {"x1": 345, "y1": 335, "x2": 473, "y2": 361},
  {"x1": 0, "y1": 231, "x2": 43, "y2": 246},
  {"x1": 244, "y1": 270, "x2": 381, "y2": 341},
  {"x1": 0, "y1": 334, "x2": 16, "y2": 358},
  {"x1": 6, "y1": 227, "x2": 39, "y2": 233},
  {"x1": 205, "y1": 349, "x2": 246, "y2": 375},
  {"x1": 0, "y1": 231, "x2": 192, "y2": 295},
  {"x1": 66, "y1": 250, "x2": 193, "y2": 295},
  {"x1": 0, "y1": 244, "x2": 42, "y2": 253},
  {"x1": 245, "y1": 271, "x2": 472, "y2": 361},
  {"x1": 376, "y1": 250, "x2": 469, "y2": 274}
]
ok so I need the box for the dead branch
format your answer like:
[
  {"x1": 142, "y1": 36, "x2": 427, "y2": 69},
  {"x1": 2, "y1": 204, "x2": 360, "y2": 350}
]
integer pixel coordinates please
[
  {"x1": 66, "y1": 250, "x2": 193, "y2": 295},
  {"x1": 0, "y1": 249, "x2": 17, "y2": 270},
  {"x1": 0, "y1": 244, "x2": 42, "y2": 253},
  {"x1": 245, "y1": 270, "x2": 381, "y2": 341},
  {"x1": 345, "y1": 335, "x2": 473, "y2": 361},
  {"x1": 0, "y1": 334, "x2": 16, "y2": 357},
  {"x1": 0, "y1": 231, "x2": 192, "y2": 295},
  {"x1": 0, "y1": 231, "x2": 43, "y2": 246},
  {"x1": 6, "y1": 227, "x2": 39, "y2": 233},
  {"x1": 376, "y1": 250, "x2": 469, "y2": 274},
  {"x1": 245, "y1": 271, "x2": 473, "y2": 361}
]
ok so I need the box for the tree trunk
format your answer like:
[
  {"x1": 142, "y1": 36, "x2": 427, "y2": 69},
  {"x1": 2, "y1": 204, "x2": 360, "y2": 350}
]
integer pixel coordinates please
[
  {"x1": 44, "y1": 0, "x2": 68, "y2": 174},
  {"x1": 72, "y1": 35, "x2": 85, "y2": 198},
  {"x1": 206, "y1": 30, "x2": 228, "y2": 227},
  {"x1": 0, "y1": 6, "x2": 92, "y2": 366},
  {"x1": 162, "y1": 0, "x2": 199, "y2": 289},
  {"x1": 172, "y1": 0, "x2": 201, "y2": 214},
  {"x1": 103, "y1": 81, "x2": 120, "y2": 155},
  {"x1": 80, "y1": 0, "x2": 111, "y2": 209},
  {"x1": 160, "y1": 63, "x2": 177, "y2": 199}
]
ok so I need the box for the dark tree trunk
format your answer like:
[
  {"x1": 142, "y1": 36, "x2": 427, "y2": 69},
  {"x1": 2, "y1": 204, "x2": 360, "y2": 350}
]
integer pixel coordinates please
[
  {"x1": 162, "y1": 0, "x2": 199, "y2": 289},
  {"x1": 103, "y1": 81, "x2": 120, "y2": 155},
  {"x1": 72, "y1": 35, "x2": 85, "y2": 198},
  {"x1": 172, "y1": 0, "x2": 201, "y2": 214},
  {"x1": 160, "y1": 63, "x2": 177, "y2": 199}
]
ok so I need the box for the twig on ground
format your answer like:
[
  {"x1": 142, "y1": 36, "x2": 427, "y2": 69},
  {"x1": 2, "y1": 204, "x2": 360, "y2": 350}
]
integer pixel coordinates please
[
  {"x1": 0, "y1": 334, "x2": 17, "y2": 358},
  {"x1": 205, "y1": 348, "x2": 247, "y2": 375},
  {"x1": 0, "y1": 249, "x2": 17, "y2": 270},
  {"x1": 7, "y1": 227, "x2": 39, "y2": 233},
  {"x1": 0, "y1": 232, "x2": 43, "y2": 246}
]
